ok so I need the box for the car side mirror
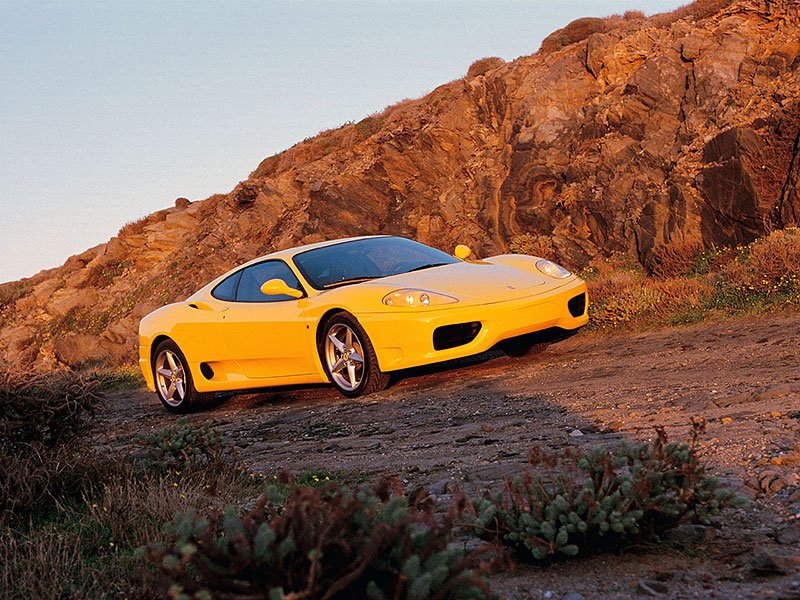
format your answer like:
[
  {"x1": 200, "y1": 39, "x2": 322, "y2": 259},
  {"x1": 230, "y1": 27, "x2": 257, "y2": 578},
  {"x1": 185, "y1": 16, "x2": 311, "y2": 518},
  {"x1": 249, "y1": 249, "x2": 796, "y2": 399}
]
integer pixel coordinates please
[
  {"x1": 260, "y1": 278, "x2": 303, "y2": 299},
  {"x1": 454, "y1": 244, "x2": 472, "y2": 260}
]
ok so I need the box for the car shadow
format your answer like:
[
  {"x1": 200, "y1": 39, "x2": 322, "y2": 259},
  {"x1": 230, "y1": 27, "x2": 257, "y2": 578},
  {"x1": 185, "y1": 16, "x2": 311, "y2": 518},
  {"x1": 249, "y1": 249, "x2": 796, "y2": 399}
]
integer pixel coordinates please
[{"x1": 220, "y1": 344, "x2": 554, "y2": 411}]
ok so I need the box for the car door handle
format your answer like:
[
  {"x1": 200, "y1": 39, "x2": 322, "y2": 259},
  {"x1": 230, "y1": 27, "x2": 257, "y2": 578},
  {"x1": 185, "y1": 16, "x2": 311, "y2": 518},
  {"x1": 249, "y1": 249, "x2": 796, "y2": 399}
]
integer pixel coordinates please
[{"x1": 188, "y1": 301, "x2": 227, "y2": 312}]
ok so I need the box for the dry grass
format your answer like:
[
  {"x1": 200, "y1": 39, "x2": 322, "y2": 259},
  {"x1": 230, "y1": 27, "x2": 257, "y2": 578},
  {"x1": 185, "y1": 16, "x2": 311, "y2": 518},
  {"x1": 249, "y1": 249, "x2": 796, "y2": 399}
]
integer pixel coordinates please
[
  {"x1": 1, "y1": 399, "x2": 263, "y2": 598},
  {"x1": 0, "y1": 281, "x2": 32, "y2": 309},
  {"x1": 582, "y1": 228, "x2": 800, "y2": 330},
  {"x1": 650, "y1": 240, "x2": 705, "y2": 279},
  {"x1": 651, "y1": 0, "x2": 736, "y2": 26},
  {"x1": 118, "y1": 215, "x2": 148, "y2": 237},
  {"x1": 0, "y1": 529, "x2": 131, "y2": 600},
  {"x1": 0, "y1": 469, "x2": 255, "y2": 599}
]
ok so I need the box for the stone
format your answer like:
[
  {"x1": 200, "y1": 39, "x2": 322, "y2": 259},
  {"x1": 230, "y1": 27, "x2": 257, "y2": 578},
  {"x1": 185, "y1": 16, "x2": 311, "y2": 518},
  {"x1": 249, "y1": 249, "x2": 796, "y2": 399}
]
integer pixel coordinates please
[
  {"x1": 53, "y1": 334, "x2": 110, "y2": 368},
  {"x1": 637, "y1": 579, "x2": 668, "y2": 596},
  {"x1": 749, "y1": 550, "x2": 792, "y2": 577},
  {"x1": 48, "y1": 288, "x2": 99, "y2": 318}
]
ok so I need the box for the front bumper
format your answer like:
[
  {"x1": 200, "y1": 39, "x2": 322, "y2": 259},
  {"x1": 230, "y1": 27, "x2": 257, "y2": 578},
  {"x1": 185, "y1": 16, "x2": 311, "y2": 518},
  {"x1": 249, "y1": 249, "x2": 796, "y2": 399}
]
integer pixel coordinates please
[{"x1": 361, "y1": 277, "x2": 588, "y2": 372}]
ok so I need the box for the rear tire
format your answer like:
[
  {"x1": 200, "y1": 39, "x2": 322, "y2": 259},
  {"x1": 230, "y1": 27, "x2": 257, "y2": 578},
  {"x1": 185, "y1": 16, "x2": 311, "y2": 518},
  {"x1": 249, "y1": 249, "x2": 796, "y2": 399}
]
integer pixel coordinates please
[
  {"x1": 320, "y1": 312, "x2": 389, "y2": 398},
  {"x1": 152, "y1": 339, "x2": 214, "y2": 413}
]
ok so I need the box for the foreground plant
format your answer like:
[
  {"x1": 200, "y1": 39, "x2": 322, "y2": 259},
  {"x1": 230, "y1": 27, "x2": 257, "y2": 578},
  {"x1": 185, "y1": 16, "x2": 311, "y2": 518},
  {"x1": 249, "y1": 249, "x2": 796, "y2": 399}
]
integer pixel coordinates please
[
  {"x1": 134, "y1": 418, "x2": 230, "y2": 475},
  {"x1": 0, "y1": 364, "x2": 107, "y2": 523},
  {"x1": 468, "y1": 421, "x2": 743, "y2": 561},
  {"x1": 143, "y1": 480, "x2": 491, "y2": 600}
]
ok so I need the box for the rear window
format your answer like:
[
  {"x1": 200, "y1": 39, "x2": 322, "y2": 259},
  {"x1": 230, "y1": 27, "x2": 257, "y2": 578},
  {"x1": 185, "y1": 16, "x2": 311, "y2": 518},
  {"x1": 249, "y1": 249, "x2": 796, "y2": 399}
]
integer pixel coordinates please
[{"x1": 211, "y1": 270, "x2": 241, "y2": 301}]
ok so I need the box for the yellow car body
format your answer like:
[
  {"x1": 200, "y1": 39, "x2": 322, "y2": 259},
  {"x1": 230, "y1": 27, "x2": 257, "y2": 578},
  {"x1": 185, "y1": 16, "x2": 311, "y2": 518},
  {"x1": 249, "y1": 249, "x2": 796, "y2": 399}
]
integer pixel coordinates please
[{"x1": 139, "y1": 236, "x2": 588, "y2": 410}]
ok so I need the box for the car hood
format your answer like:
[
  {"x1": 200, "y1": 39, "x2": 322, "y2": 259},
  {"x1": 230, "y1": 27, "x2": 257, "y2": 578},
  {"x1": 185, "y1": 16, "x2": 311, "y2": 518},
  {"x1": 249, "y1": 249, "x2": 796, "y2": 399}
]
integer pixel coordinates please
[{"x1": 358, "y1": 261, "x2": 559, "y2": 305}]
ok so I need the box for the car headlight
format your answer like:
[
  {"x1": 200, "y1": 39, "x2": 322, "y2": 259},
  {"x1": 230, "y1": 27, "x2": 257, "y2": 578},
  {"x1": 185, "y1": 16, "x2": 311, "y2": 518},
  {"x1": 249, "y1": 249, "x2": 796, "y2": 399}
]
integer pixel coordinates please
[
  {"x1": 382, "y1": 289, "x2": 458, "y2": 307},
  {"x1": 536, "y1": 259, "x2": 571, "y2": 279}
]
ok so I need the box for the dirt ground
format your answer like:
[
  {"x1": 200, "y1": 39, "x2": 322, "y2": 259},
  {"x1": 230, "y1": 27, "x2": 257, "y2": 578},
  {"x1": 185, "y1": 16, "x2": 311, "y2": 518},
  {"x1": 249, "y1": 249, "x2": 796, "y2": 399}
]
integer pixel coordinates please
[{"x1": 102, "y1": 312, "x2": 800, "y2": 599}]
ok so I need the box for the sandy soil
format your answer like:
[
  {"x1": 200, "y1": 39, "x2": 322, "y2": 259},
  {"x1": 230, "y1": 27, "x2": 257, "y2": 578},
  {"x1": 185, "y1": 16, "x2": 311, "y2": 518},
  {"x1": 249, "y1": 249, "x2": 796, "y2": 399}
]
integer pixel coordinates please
[{"x1": 102, "y1": 312, "x2": 800, "y2": 599}]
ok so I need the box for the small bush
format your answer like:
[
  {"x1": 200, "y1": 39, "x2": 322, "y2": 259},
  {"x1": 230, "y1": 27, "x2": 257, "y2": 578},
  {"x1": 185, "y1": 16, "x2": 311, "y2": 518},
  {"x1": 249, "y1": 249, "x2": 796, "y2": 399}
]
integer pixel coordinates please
[
  {"x1": 650, "y1": 240, "x2": 704, "y2": 279},
  {"x1": 0, "y1": 365, "x2": 119, "y2": 523},
  {"x1": 716, "y1": 228, "x2": 800, "y2": 299},
  {"x1": 118, "y1": 215, "x2": 148, "y2": 237},
  {"x1": 591, "y1": 282, "x2": 662, "y2": 328},
  {"x1": 539, "y1": 17, "x2": 608, "y2": 53},
  {"x1": 0, "y1": 444, "x2": 116, "y2": 526},
  {"x1": 468, "y1": 421, "x2": 742, "y2": 561},
  {"x1": 134, "y1": 418, "x2": 231, "y2": 475},
  {"x1": 687, "y1": 245, "x2": 736, "y2": 277},
  {"x1": 0, "y1": 365, "x2": 101, "y2": 449},
  {"x1": 467, "y1": 57, "x2": 504, "y2": 79},
  {"x1": 0, "y1": 281, "x2": 32, "y2": 309},
  {"x1": 143, "y1": 480, "x2": 491, "y2": 599}
]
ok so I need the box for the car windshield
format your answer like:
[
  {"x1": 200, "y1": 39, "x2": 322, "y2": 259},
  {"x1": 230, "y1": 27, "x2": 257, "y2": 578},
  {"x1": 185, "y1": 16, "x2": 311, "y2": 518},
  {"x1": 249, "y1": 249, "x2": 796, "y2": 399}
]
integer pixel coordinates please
[{"x1": 292, "y1": 237, "x2": 459, "y2": 289}]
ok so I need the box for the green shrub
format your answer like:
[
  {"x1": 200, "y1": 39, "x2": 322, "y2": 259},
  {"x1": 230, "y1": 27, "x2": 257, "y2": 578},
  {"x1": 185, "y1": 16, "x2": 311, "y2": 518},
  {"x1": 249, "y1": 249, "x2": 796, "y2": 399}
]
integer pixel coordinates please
[
  {"x1": 134, "y1": 418, "x2": 230, "y2": 475},
  {"x1": 91, "y1": 365, "x2": 145, "y2": 391},
  {"x1": 467, "y1": 421, "x2": 743, "y2": 561},
  {"x1": 143, "y1": 481, "x2": 491, "y2": 599}
]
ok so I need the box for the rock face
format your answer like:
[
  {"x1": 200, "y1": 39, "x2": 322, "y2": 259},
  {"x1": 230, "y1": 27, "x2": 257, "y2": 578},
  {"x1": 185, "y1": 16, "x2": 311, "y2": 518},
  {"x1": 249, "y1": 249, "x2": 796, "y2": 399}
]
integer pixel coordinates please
[{"x1": 1, "y1": 0, "x2": 800, "y2": 369}]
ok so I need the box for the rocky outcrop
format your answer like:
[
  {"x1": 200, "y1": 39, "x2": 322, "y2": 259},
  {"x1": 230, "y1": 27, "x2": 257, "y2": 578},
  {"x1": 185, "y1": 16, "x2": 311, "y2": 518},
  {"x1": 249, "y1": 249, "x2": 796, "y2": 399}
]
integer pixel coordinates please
[{"x1": 1, "y1": 0, "x2": 800, "y2": 369}]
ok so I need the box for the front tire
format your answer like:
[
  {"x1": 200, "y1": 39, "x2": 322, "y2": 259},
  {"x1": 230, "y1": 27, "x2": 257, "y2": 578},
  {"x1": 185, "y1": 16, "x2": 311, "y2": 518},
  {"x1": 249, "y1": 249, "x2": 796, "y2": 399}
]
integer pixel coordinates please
[
  {"x1": 152, "y1": 339, "x2": 213, "y2": 413},
  {"x1": 320, "y1": 312, "x2": 389, "y2": 398}
]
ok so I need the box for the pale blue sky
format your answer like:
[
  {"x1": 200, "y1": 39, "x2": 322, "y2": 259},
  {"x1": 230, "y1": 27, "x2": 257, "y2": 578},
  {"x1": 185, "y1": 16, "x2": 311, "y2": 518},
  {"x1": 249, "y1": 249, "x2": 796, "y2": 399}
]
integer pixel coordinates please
[{"x1": 0, "y1": 0, "x2": 684, "y2": 284}]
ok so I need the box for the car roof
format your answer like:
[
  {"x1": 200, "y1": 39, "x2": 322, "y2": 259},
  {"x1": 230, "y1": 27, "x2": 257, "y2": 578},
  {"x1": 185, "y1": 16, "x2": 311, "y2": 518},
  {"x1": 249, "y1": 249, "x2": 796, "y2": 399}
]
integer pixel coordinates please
[
  {"x1": 195, "y1": 235, "x2": 405, "y2": 300},
  {"x1": 237, "y1": 235, "x2": 392, "y2": 269}
]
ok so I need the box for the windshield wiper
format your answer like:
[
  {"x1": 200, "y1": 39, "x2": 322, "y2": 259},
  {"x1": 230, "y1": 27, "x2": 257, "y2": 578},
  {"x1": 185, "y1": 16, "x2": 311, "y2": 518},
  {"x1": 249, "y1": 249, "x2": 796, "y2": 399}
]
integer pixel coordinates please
[
  {"x1": 322, "y1": 276, "x2": 379, "y2": 289},
  {"x1": 406, "y1": 262, "x2": 450, "y2": 273}
]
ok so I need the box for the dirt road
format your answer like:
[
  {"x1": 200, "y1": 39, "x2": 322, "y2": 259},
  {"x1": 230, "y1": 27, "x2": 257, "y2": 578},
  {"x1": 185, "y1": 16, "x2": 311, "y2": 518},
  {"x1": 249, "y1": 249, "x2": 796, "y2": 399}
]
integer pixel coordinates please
[{"x1": 103, "y1": 312, "x2": 800, "y2": 599}]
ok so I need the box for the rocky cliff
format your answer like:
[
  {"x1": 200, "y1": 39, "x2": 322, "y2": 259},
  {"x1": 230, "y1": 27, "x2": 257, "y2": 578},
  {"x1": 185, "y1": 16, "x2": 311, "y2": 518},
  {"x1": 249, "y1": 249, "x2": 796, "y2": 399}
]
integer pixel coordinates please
[{"x1": 2, "y1": 0, "x2": 799, "y2": 369}]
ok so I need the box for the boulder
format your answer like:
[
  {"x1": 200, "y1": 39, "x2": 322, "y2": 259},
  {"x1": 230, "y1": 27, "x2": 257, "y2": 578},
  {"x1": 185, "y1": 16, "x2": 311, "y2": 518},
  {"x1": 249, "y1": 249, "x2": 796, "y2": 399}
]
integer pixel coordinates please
[{"x1": 53, "y1": 334, "x2": 110, "y2": 368}]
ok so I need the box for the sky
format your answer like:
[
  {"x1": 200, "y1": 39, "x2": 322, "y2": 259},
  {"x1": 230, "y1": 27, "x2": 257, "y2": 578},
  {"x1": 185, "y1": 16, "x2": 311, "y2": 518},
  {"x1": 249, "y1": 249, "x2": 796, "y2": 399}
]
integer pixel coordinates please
[{"x1": 0, "y1": 0, "x2": 685, "y2": 284}]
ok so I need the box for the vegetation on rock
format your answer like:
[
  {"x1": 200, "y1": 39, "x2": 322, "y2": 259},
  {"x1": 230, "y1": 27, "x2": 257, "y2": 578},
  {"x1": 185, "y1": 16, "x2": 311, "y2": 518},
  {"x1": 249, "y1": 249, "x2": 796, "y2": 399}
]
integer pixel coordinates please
[{"x1": 584, "y1": 228, "x2": 800, "y2": 329}]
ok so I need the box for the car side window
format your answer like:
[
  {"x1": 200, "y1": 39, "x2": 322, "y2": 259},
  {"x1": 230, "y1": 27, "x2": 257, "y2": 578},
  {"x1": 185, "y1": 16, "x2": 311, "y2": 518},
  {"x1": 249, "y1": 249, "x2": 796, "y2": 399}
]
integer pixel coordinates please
[
  {"x1": 235, "y1": 260, "x2": 303, "y2": 303},
  {"x1": 211, "y1": 270, "x2": 242, "y2": 301}
]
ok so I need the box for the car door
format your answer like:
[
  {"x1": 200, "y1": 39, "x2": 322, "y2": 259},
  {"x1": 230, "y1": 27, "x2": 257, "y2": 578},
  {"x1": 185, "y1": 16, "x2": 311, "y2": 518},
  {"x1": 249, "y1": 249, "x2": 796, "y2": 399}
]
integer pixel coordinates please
[{"x1": 218, "y1": 259, "x2": 316, "y2": 379}]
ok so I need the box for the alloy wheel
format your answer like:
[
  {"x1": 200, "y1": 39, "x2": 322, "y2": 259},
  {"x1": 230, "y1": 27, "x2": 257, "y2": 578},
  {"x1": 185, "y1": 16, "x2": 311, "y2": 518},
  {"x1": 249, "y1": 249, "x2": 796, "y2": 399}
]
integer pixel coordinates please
[
  {"x1": 155, "y1": 349, "x2": 186, "y2": 407},
  {"x1": 324, "y1": 323, "x2": 365, "y2": 391}
]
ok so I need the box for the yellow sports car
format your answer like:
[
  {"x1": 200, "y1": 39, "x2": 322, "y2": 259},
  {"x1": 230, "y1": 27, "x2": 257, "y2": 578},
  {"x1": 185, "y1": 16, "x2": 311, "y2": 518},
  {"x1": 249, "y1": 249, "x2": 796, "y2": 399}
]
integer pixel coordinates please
[{"x1": 139, "y1": 236, "x2": 588, "y2": 412}]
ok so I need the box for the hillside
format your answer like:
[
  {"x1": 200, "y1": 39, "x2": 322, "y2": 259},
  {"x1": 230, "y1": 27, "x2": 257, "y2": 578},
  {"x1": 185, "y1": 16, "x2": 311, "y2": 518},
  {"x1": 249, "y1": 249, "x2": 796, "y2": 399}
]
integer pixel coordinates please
[{"x1": 1, "y1": 0, "x2": 799, "y2": 369}]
